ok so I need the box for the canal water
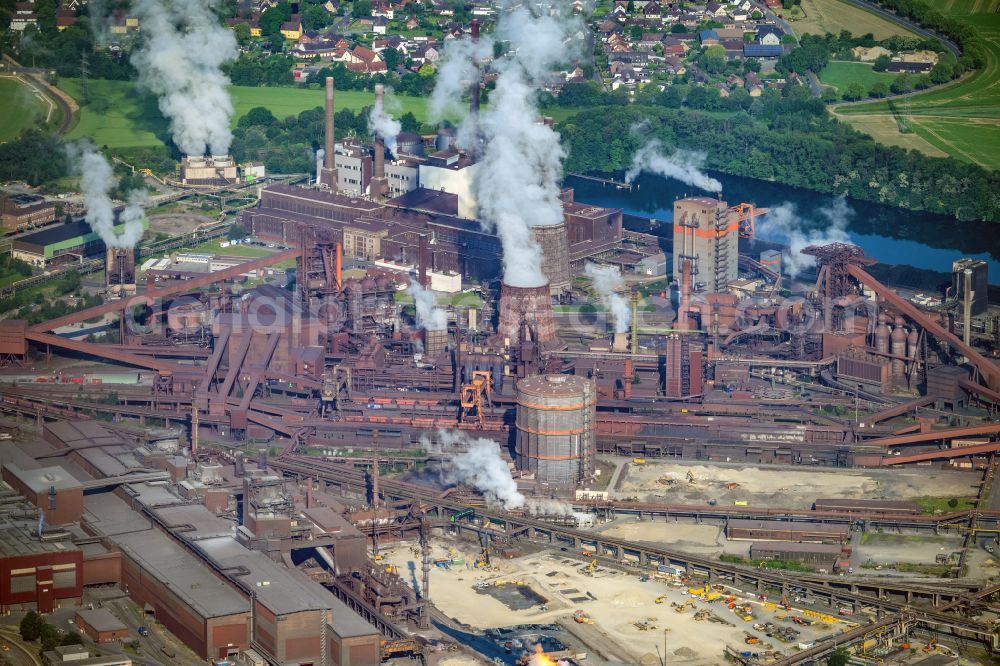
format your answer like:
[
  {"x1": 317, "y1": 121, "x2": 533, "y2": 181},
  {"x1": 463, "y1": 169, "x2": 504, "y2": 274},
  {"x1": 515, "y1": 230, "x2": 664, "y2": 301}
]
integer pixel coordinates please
[{"x1": 567, "y1": 172, "x2": 1000, "y2": 283}]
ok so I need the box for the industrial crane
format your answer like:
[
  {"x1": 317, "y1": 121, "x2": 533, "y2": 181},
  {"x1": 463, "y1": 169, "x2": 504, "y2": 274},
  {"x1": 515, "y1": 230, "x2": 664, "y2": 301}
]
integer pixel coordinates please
[
  {"x1": 460, "y1": 370, "x2": 493, "y2": 428},
  {"x1": 731, "y1": 203, "x2": 770, "y2": 239}
]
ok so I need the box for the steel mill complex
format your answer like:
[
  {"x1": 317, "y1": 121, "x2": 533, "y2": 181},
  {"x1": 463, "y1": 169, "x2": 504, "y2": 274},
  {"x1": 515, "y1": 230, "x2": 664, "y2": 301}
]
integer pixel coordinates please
[{"x1": 1, "y1": 28, "x2": 1000, "y2": 666}]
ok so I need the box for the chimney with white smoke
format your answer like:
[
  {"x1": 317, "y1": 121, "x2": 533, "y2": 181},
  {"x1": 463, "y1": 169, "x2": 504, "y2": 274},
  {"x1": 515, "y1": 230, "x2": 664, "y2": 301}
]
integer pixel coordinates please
[
  {"x1": 368, "y1": 84, "x2": 396, "y2": 200},
  {"x1": 755, "y1": 197, "x2": 854, "y2": 278},
  {"x1": 130, "y1": 0, "x2": 239, "y2": 159},
  {"x1": 407, "y1": 279, "x2": 447, "y2": 332},
  {"x1": 585, "y1": 263, "x2": 630, "y2": 333},
  {"x1": 67, "y1": 142, "x2": 147, "y2": 250}
]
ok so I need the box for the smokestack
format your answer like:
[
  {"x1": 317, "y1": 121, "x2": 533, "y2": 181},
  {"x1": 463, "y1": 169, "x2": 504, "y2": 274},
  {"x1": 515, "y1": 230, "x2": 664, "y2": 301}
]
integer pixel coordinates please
[
  {"x1": 679, "y1": 258, "x2": 692, "y2": 332},
  {"x1": 371, "y1": 84, "x2": 387, "y2": 200},
  {"x1": 258, "y1": 448, "x2": 267, "y2": 471},
  {"x1": 963, "y1": 268, "x2": 973, "y2": 347},
  {"x1": 323, "y1": 77, "x2": 337, "y2": 191},
  {"x1": 306, "y1": 478, "x2": 313, "y2": 509},
  {"x1": 418, "y1": 234, "x2": 428, "y2": 287},
  {"x1": 470, "y1": 19, "x2": 481, "y2": 117}
]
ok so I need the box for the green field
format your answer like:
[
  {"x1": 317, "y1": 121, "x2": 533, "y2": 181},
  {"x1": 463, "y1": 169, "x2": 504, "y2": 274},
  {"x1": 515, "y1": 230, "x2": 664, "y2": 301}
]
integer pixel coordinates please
[
  {"x1": 791, "y1": 0, "x2": 920, "y2": 40},
  {"x1": 0, "y1": 76, "x2": 52, "y2": 141},
  {"x1": 58, "y1": 78, "x2": 432, "y2": 150},
  {"x1": 836, "y1": 0, "x2": 1000, "y2": 170},
  {"x1": 819, "y1": 60, "x2": 901, "y2": 95}
]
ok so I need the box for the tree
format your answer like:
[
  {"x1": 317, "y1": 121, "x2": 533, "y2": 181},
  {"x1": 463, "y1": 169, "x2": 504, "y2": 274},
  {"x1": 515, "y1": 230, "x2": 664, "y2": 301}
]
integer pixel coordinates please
[
  {"x1": 744, "y1": 57, "x2": 761, "y2": 73},
  {"x1": 352, "y1": 0, "x2": 372, "y2": 17},
  {"x1": 670, "y1": 23, "x2": 688, "y2": 33},
  {"x1": 629, "y1": 25, "x2": 643, "y2": 42},
  {"x1": 35, "y1": 0, "x2": 56, "y2": 32},
  {"x1": 872, "y1": 54, "x2": 891, "y2": 72},
  {"x1": 869, "y1": 81, "x2": 889, "y2": 97},
  {"x1": 238, "y1": 106, "x2": 278, "y2": 128},
  {"x1": 827, "y1": 648, "x2": 851, "y2": 666},
  {"x1": 302, "y1": 5, "x2": 329, "y2": 30},
  {"x1": 20, "y1": 611, "x2": 42, "y2": 641},
  {"x1": 890, "y1": 73, "x2": 913, "y2": 94},
  {"x1": 399, "y1": 111, "x2": 420, "y2": 132},
  {"x1": 227, "y1": 223, "x2": 246, "y2": 241},
  {"x1": 258, "y1": 2, "x2": 292, "y2": 38},
  {"x1": 233, "y1": 22, "x2": 252, "y2": 45},
  {"x1": 929, "y1": 60, "x2": 953, "y2": 84},
  {"x1": 843, "y1": 82, "x2": 865, "y2": 100},
  {"x1": 948, "y1": 497, "x2": 959, "y2": 508},
  {"x1": 382, "y1": 47, "x2": 399, "y2": 71}
]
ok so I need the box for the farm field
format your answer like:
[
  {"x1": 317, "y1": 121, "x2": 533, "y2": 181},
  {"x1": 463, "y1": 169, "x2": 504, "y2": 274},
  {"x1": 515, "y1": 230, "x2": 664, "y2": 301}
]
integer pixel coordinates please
[
  {"x1": 58, "y1": 79, "x2": 431, "y2": 150},
  {"x1": 819, "y1": 60, "x2": 901, "y2": 95},
  {"x1": 835, "y1": 0, "x2": 1000, "y2": 170},
  {"x1": 791, "y1": 0, "x2": 920, "y2": 39},
  {"x1": 0, "y1": 76, "x2": 52, "y2": 141}
]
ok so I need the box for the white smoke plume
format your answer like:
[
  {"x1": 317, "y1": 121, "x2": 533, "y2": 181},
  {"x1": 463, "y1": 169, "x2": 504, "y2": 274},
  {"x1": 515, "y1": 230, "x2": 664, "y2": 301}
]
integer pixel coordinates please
[
  {"x1": 130, "y1": 0, "x2": 239, "y2": 156},
  {"x1": 585, "y1": 263, "x2": 630, "y2": 333},
  {"x1": 66, "y1": 143, "x2": 147, "y2": 248},
  {"x1": 407, "y1": 279, "x2": 447, "y2": 331},
  {"x1": 444, "y1": 0, "x2": 584, "y2": 288},
  {"x1": 428, "y1": 33, "x2": 494, "y2": 146},
  {"x1": 756, "y1": 196, "x2": 854, "y2": 278},
  {"x1": 315, "y1": 148, "x2": 325, "y2": 185},
  {"x1": 625, "y1": 139, "x2": 722, "y2": 193},
  {"x1": 432, "y1": 429, "x2": 590, "y2": 523},
  {"x1": 368, "y1": 92, "x2": 402, "y2": 157},
  {"x1": 438, "y1": 431, "x2": 526, "y2": 510}
]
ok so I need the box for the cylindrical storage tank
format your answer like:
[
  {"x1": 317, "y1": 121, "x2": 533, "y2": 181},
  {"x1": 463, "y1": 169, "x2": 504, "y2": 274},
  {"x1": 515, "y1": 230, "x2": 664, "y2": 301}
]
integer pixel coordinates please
[
  {"x1": 875, "y1": 323, "x2": 890, "y2": 354},
  {"x1": 396, "y1": 132, "x2": 423, "y2": 156},
  {"x1": 891, "y1": 321, "x2": 907, "y2": 381},
  {"x1": 515, "y1": 374, "x2": 596, "y2": 486}
]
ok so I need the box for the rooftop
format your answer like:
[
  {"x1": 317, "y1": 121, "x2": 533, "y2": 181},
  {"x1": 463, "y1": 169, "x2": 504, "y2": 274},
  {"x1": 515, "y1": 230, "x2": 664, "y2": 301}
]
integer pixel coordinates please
[
  {"x1": 76, "y1": 608, "x2": 128, "y2": 633},
  {"x1": 0, "y1": 517, "x2": 81, "y2": 557},
  {"x1": 4, "y1": 463, "x2": 83, "y2": 493}
]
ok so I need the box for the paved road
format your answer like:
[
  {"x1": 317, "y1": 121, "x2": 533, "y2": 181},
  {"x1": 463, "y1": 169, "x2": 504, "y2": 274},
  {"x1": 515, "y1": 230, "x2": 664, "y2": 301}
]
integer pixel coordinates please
[{"x1": 838, "y1": 0, "x2": 960, "y2": 57}]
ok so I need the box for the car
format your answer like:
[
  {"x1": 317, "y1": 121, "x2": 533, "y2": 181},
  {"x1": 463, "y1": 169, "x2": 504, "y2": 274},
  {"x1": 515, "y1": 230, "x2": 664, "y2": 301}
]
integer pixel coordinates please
[{"x1": 138, "y1": 626, "x2": 150, "y2": 637}]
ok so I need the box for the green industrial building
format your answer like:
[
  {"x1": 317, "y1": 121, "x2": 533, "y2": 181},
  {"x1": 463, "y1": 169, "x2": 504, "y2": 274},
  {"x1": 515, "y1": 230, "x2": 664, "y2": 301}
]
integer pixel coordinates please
[{"x1": 11, "y1": 218, "x2": 149, "y2": 267}]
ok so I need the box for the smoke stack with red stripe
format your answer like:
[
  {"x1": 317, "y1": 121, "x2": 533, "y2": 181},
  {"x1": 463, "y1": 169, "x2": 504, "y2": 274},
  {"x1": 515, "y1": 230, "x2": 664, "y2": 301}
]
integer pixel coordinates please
[{"x1": 321, "y1": 77, "x2": 338, "y2": 191}]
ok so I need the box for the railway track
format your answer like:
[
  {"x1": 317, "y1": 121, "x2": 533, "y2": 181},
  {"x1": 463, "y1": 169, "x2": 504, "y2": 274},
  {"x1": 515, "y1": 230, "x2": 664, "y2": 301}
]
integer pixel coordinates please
[{"x1": 268, "y1": 456, "x2": 995, "y2": 627}]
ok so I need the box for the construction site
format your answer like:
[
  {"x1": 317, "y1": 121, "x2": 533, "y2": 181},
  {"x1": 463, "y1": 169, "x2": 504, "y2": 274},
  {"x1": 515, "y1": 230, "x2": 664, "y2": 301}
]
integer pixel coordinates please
[{"x1": 3, "y1": 21, "x2": 1000, "y2": 666}]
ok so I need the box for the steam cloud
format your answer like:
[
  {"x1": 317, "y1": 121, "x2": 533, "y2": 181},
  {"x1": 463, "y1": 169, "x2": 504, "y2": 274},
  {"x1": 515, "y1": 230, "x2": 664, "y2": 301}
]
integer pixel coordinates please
[
  {"x1": 67, "y1": 143, "x2": 147, "y2": 249},
  {"x1": 428, "y1": 33, "x2": 493, "y2": 146},
  {"x1": 433, "y1": 0, "x2": 584, "y2": 287},
  {"x1": 433, "y1": 429, "x2": 591, "y2": 523},
  {"x1": 756, "y1": 196, "x2": 854, "y2": 278},
  {"x1": 585, "y1": 263, "x2": 630, "y2": 333},
  {"x1": 625, "y1": 139, "x2": 723, "y2": 193},
  {"x1": 407, "y1": 279, "x2": 447, "y2": 331},
  {"x1": 315, "y1": 148, "x2": 325, "y2": 185},
  {"x1": 368, "y1": 92, "x2": 402, "y2": 157},
  {"x1": 130, "y1": 0, "x2": 239, "y2": 156}
]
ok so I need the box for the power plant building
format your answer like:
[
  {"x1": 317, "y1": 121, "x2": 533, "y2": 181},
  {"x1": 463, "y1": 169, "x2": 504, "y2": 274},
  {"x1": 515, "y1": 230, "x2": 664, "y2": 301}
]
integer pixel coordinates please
[{"x1": 672, "y1": 197, "x2": 739, "y2": 292}]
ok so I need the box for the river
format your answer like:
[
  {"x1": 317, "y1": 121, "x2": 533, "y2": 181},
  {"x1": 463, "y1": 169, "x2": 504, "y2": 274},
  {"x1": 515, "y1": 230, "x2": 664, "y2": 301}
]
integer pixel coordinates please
[{"x1": 567, "y1": 171, "x2": 1000, "y2": 284}]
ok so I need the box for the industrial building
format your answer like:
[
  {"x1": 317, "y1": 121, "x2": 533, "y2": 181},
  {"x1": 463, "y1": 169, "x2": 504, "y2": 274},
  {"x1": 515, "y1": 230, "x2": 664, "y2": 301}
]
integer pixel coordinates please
[
  {"x1": 75, "y1": 608, "x2": 130, "y2": 643},
  {"x1": 748, "y1": 541, "x2": 845, "y2": 570},
  {"x1": 726, "y1": 519, "x2": 850, "y2": 544},
  {"x1": 672, "y1": 196, "x2": 739, "y2": 292},
  {"x1": 11, "y1": 218, "x2": 149, "y2": 267},
  {"x1": 2, "y1": 193, "x2": 56, "y2": 234},
  {"x1": 953, "y1": 258, "x2": 988, "y2": 317}
]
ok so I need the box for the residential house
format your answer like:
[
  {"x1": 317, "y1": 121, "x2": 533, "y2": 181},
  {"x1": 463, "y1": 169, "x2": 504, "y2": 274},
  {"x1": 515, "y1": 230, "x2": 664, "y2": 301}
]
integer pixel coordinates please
[
  {"x1": 664, "y1": 55, "x2": 687, "y2": 75},
  {"x1": 744, "y1": 42, "x2": 783, "y2": 57},
  {"x1": 886, "y1": 60, "x2": 932, "y2": 73},
  {"x1": 699, "y1": 28, "x2": 720, "y2": 45},
  {"x1": 642, "y1": 2, "x2": 662, "y2": 18},
  {"x1": 661, "y1": 36, "x2": 687, "y2": 56},
  {"x1": 108, "y1": 9, "x2": 139, "y2": 34},
  {"x1": 346, "y1": 46, "x2": 387, "y2": 74},
  {"x1": 756, "y1": 25, "x2": 784, "y2": 45},
  {"x1": 372, "y1": 16, "x2": 387, "y2": 34},
  {"x1": 280, "y1": 14, "x2": 302, "y2": 40},
  {"x1": 56, "y1": 7, "x2": 78, "y2": 30},
  {"x1": 9, "y1": 3, "x2": 36, "y2": 31},
  {"x1": 721, "y1": 38, "x2": 745, "y2": 58},
  {"x1": 716, "y1": 82, "x2": 731, "y2": 97},
  {"x1": 405, "y1": 15, "x2": 419, "y2": 29},
  {"x1": 372, "y1": 1, "x2": 394, "y2": 18},
  {"x1": 705, "y1": 1, "x2": 728, "y2": 17}
]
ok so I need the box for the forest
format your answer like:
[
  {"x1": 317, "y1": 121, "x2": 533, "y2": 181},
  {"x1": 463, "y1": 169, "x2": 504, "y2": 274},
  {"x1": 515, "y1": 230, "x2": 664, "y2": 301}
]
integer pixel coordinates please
[{"x1": 559, "y1": 102, "x2": 1000, "y2": 221}]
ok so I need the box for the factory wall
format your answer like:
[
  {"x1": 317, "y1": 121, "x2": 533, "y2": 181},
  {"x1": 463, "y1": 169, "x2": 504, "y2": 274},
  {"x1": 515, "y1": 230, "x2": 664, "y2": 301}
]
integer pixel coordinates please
[
  {"x1": 0, "y1": 550, "x2": 83, "y2": 613},
  {"x1": 330, "y1": 631, "x2": 380, "y2": 666},
  {"x1": 418, "y1": 162, "x2": 479, "y2": 219},
  {"x1": 115, "y1": 545, "x2": 250, "y2": 660},
  {"x1": 1, "y1": 466, "x2": 84, "y2": 525}
]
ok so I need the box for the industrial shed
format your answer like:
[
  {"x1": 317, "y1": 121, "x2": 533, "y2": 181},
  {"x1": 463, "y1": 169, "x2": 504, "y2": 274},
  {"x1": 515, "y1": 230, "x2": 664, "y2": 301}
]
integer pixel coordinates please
[
  {"x1": 749, "y1": 541, "x2": 844, "y2": 570},
  {"x1": 726, "y1": 519, "x2": 850, "y2": 543}
]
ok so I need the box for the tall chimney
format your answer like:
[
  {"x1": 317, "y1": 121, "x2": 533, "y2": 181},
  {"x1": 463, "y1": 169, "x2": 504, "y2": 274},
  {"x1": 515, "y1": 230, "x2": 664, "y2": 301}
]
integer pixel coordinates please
[
  {"x1": 679, "y1": 258, "x2": 692, "y2": 333},
  {"x1": 371, "y1": 84, "x2": 388, "y2": 200},
  {"x1": 470, "y1": 19, "x2": 481, "y2": 117},
  {"x1": 323, "y1": 77, "x2": 337, "y2": 191}
]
